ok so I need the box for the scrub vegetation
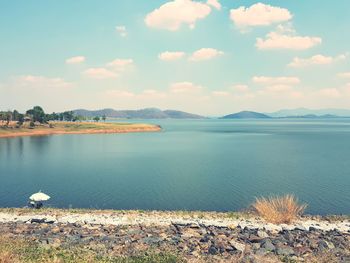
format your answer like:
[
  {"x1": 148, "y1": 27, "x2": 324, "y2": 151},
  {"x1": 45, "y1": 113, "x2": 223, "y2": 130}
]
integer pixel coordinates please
[{"x1": 252, "y1": 194, "x2": 307, "y2": 224}]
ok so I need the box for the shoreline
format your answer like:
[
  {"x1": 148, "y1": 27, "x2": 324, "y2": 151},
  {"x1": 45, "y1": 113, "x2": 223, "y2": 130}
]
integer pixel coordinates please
[
  {"x1": 0, "y1": 122, "x2": 161, "y2": 138},
  {"x1": 1, "y1": 208, "x2": 349, "y2": 262},
  {"x1": 1, "y1": 208, "x2": 349, "y2": 233}
]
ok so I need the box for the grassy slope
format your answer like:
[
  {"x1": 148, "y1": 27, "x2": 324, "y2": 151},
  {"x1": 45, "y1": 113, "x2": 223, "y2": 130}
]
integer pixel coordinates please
[{"x1": 0, "y1": 237, "x2": 182, "y2": 263}]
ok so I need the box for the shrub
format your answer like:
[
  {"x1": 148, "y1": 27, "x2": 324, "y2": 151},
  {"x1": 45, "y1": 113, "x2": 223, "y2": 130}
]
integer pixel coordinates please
[{"x1": 252, "y1": 194, "x2": 307, "y2": 224}]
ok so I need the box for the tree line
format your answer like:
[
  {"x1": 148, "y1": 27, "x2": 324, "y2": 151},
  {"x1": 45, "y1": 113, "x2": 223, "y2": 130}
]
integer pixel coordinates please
[{"x1": 0, "y1": 106, "x2": 106, "y2": 127}]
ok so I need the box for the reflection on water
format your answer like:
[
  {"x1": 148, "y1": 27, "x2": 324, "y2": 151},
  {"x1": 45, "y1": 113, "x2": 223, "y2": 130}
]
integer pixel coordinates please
[{"x1": 0, "y1": 119, "x2": 350, "y2": 215}]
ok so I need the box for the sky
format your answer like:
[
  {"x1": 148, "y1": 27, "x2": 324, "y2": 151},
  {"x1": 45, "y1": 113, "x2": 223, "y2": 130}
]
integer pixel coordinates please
[{"x1": 1, "y1": 0, "x2": 350, "y2": 116}]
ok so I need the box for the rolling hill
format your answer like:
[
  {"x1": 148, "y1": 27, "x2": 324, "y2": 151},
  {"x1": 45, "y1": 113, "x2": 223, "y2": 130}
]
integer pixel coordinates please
[
  {"x1": 221, "y1": 111, "x2": 271, "y2": 119},
  {"x1": 73, "y1": 108, "x2": 205, "y2": 119}
]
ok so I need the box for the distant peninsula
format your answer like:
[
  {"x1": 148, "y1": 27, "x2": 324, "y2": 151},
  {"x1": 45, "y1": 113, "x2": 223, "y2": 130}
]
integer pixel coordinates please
[
  {"x1": 221, "y1": 111, "x2": 271, "y2": 119},
  {"x1": 0, "y1": 122, "x2": 161, "y2": 138},
  {"x1": 73, "y1": 108, "x2": 205, "y2": 119},
  {"x1": 0, "y1": 106, "x2": 161, "y2": 138}
]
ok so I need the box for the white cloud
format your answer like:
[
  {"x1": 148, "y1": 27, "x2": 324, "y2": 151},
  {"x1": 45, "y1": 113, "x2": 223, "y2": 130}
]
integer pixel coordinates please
[
  {"x1": 170, "y1": 82, "x2": 203, "y2": 93},
  {"x1": 106, "y1": 89, "x2": 167, "y2": 99},
  {"x1": 207, "y1": 0, "x2": 221, "y2": 10},
  {"x1": 318, "y1": 88, "x2": 341, "y2": 98},
  {"x1": 288, "y1": 54, "x2": 347, "y2": 67},
  {"x1": 65, "y1": 56, "x2": 86, "y2": 64},
  {"x1": 230, "y1": 3, "x2": 292, "y2": 31},
  {"x1": 106, "y1": 90, "x2": 135, "y2": 97},
  {"x1": 145, "y1": 0, "x2": 211, "y2": 31},
  {"x1": 107, "y1": 58, "x2": 134, "y2": 71},
  {"x1": 232, "y1": 84, "x2": 249, "y2": 92},
  {"x1": 264, "y1": 85, "x2": 293, "y2": 92},
  {"x1": 139, "y1": 89, "x2": 167, "y2": 99},
  {"x1": 256, "y1": 31, "x2": 322, "y2": 50},
  {"x1": 116, "y1": 25, "x2": 127, "y2": 37},
  {"x1": 16, "y1": 75, "x2": 73, "y2": 88},
  {"x1": 338, "y1": 72, "x2": 350, "y2": 78},
  {"x1": 158, "y1": 51, "x2": 186, "y2": 61},
  {"x1": 275, "y1": 23, "x2": 295, "y2": 34},
  {"x1": 212, "y1": 91, "x2": 230, "y2": 96},
  {"x1": 84, "y1": 68, "x2": 118, "y2": 79},
  {"x1": 83, "y1": 59, "x2": 133, "y2": 80},
  {"x1": 253, "y1": 76, "x2": 300, "y2": 85},
  {"x1": 189, "y1": 48, "x2": 224, "y2": 61}
]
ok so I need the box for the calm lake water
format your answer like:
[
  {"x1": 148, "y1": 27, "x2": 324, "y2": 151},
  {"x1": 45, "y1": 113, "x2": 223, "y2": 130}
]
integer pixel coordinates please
[{"x1": 1, "y1": 119, "x2": 350, "y2": 215}]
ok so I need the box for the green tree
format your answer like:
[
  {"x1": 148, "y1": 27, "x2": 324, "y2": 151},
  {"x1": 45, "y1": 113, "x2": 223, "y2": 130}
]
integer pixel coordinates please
[
  {"x1": 12, "y1": 110, "x2": 20, "y2": 121},
  {"x1": 0, "y1": 112, "x2": 5, "y2": 124},
  {"x1": 93, "y1": 116, "x2": 100, "y2": 122},
  {"x1": 5, "y1": 111, "x2": 12, "y2": 126},
  {"x1": 16, "y1": 113, "x2": 24, "y2": 127},
  {"x1": 102, "y1": 115, "x2": 106, "y2": 122},
  {"x1": 63, "y1": 111, "x2": 74, "y2": 121},
  {"x1": 26, "y1": 106, "x2": 46, "y2": 123}
]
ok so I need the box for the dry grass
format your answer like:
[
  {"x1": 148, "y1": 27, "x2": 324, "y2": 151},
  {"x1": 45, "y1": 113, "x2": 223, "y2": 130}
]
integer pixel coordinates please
[
  {"x1": 0, "y1": 236, "x2": 181, "y2": 263},
  {"x1": 252, "y1": 194, "x2": 307, "y2": 224}
]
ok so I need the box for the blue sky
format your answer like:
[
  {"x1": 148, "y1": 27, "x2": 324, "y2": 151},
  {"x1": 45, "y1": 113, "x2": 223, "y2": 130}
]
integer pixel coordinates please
[{"x1": 1, "y1": 0, "x2": 350, "y2": 115}]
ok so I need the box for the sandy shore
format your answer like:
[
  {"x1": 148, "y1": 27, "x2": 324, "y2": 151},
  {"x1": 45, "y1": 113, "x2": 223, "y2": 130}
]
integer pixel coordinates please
[{"x1": 0, "y1": 122, "x2": 161, "y2": 138}]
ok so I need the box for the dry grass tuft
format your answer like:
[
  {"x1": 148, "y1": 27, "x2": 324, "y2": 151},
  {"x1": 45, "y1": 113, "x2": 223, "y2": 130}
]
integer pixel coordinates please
[{"x1": 252, "y1": 194, "x2": 307, "y2": 224}]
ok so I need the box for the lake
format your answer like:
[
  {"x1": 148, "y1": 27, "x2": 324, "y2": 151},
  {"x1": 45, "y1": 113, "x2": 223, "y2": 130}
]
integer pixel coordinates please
[{"x1": 1, "y1": 119, "x2": 350, "y2": 215}]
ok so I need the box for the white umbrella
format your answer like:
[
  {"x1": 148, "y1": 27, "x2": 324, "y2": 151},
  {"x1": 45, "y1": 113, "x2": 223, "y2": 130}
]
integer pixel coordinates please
[{"x1": 29, "y1": 191, "x2": 50, "y2": 202}]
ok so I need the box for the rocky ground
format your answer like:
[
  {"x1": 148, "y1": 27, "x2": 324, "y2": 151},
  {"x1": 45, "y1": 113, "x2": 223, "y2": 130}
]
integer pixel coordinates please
[{"x1": 0, "y1": 210, "x2": 349, "y2": 262}]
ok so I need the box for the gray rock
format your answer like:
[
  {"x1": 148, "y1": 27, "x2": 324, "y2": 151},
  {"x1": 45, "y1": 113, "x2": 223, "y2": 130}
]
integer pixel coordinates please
[
  {"x1": 257, "y1": 230, "x2": 269, "y2": 238},
  {"x1": 208, "y1": 245, "x2": 218, "y2": 255},
  {"x1": 261, "y1": 239, "x2": 275, "y2": 252},
  {"x1": 309, "y1": 226, "x2": 319, "y2": 232},
  {"x1": 241, "y1": 255, "x2": 258, "y2": 263},
  {"x1": 255, "y1": 248, "x2": 268, "y2": 256},
  {"x1": 276, "y1": 247, "x2": 295, "y2": 256},
  {"x1": 229, "y1": 240, "x2": 245, "y2": 253},
  {"x1": 31, "y1": 218, "x2": 46, "y2": 224},
  {"x1": 318, "y1": 240, "x2": 335, "y2": 250},
  {"x1": 141, "y1": 236, "x2": 162, "y2": 245},
  {"x1": 251, "y1": 243, "x2": 261, "y2": 250},
  {"x1": 294, "y1": 226, "x2": 307, "y2": 231}
]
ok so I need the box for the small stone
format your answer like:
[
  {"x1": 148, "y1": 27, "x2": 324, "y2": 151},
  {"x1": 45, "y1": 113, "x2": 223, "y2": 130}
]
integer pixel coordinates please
[
  {"x1": 318, "y1": 240, "x2": 335, "y2": 250},
  {"x1": 208, "y1": 245, "x2": 218, "y2": 255},
  {"x1": 309, "y1": 226, "x2": 319, "y2": 232},
  {"x1": 276, "y1": 246, "x2": 295, "y2": 256},
  {"x1": 31, "y1": 218, "x2": 46, "y2": 224},
  {"x1": 257, "y1": 230, "x2": 269, "y2": 238},
  {"x1": 241, "y1": 255, "x2": 258, "y2": 263},
  {"x1": 255, "y1": 248, "x2": 268, "y2": 256},
  {"x1": 141, "y1": 236, "x2": 162, "y2": 245},
  {"x1": 294, "y1": 226, "x2": 307, "y2": 231},
  {"x1": 229, "y1": 240, "x2": 245, "y2": 253},
  {"x1": 251, "y1": 243, "x2": 261, "y2": 250},
  {"x1": 261, "y1": 239, "x2": 275, "y2": 251}
]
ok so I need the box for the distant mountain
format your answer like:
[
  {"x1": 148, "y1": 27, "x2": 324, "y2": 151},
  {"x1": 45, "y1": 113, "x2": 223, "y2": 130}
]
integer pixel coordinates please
[
  {"x1": 281, "y1": 114, "x2": 340, "y2": 119},
  {"x1": 221, "y1": 111, "x2": 271, "y2": 119},
  {"x1": 269, "y1": 108, "x2": 350, "y2": 118},
  {"x1": 73, "y1": 108, "x2": 205, "y2": 119}
]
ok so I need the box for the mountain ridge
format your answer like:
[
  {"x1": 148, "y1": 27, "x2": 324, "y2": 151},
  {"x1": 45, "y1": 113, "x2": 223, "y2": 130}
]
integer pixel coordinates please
[
  {"x1": 268, "y1": 108, "x2": 350, "y2": 117},
  {"x1": 73, "y1": 108, "x2": 205, "y2": 119},
  {"x1": 221, "y1": 111, "x2": 271, "y2": 119}
]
